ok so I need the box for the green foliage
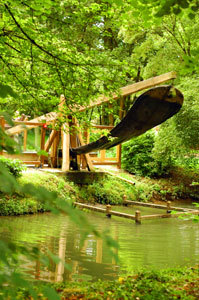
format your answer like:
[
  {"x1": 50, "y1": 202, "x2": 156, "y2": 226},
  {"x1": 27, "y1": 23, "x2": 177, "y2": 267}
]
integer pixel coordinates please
[
  {"x1": 46, "y1": 266, "x2": 199, "y2": 300},
  {"x1": 122, "y1": 131, "x2": 170, "y2": 177},
  {"x1": 0, "y1": 171, "x2": 79, "y2": 216},
  {"x1": 78, "y1": 175, "x2": 137, "y2": 205},
  {"x1": 0, "y1": 157, "x2": 25, "y2": 178}
]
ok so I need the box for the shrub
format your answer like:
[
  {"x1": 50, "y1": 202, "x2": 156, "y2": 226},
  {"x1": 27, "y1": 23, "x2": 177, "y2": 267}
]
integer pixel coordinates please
[
  {"x1": 0, "y1": 156, "x2": 25, "y2": 178},
  {"x1": 122, "y1": 131, "x2": 171, "y2": 177},
  {"x1": 78, "y1": 176, "x2": 137, "y2": 205}
]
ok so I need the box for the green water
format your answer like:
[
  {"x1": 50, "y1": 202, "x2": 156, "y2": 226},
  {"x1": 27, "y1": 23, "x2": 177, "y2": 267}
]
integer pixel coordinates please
[{"x1": 0, "y1": 206, "x2": 198, "y2": 282}]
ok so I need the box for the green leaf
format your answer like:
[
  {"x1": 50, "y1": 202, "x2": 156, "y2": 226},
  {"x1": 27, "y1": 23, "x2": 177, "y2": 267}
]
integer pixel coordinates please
[
  {"x1": 42, "y1": 286, "x2": 61, "y2": 300},
  {"x1": 0, "y1": 84, "x2": 18, "y2": 99}
]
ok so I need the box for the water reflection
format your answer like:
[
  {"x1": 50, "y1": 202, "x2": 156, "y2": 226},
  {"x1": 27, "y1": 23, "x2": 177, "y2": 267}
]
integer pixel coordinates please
[{"x1": 0, "y1": 207, "x2": 198, "y2": 282}]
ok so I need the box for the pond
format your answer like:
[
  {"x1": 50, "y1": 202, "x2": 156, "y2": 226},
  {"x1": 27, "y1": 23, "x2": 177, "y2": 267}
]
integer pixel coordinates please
[{"x1": 0, "y1": 206, "x2": 198, "y2": 282}]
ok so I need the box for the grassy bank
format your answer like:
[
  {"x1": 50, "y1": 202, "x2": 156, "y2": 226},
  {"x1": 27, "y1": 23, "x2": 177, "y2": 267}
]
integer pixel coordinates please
[
  {"x1": 0, "y1": 167, "x2": 198, "y2": 216},
  {"x1": 17, "y1": 266, "x2": 199, "y2": 299},
  {"x1": 0, "y1": 171, "x2": 78, "y2": 216},
  {"x1": 102, "y1": 167, "x2": 199, "y2": 203}
]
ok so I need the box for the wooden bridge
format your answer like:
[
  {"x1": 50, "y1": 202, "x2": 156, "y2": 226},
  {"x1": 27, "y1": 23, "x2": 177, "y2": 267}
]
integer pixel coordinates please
[{"x1": 0, "y1": 71, "x2": 178, "y2": 171}]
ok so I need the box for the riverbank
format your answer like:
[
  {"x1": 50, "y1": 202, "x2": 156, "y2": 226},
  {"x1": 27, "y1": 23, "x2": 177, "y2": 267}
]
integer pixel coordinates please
[
  {"x1": 0, "y1": 167, "x2": 198, "y2": 216},
  {"x1": 17, "y1": 266, "x2": 199, "y2": 299}
]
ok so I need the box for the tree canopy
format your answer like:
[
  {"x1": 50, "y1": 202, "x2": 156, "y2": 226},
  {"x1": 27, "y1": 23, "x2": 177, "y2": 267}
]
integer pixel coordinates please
[{"x1": 0, "y1": 0, "x2": 199, "y2": 150}]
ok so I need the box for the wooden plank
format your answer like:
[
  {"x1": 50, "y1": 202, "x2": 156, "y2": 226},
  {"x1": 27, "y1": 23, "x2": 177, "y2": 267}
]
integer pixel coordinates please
[
  {"x1": 23, "y1": 117, "x2": 28, "y2": 152},
  {"x1": 69, "y1": 117, "x2": 77, "y2": 148},
  {"x1": 116, "y1": 144, "x2": 122, "y2": 169},
  {"x1": 50, "y1": 130, "x2": 60, "y2": 168},
  {"x1": 3, "y1": 152, "x2": 39, "y2": 161},
  {"x1": 6, "y1": 112, "x2": 57, "y2": 135},
  {"x1": 22, "y1": 161, "x2": 41, "y2": 165},
  {"x1": 123, "y1": 200, "x2": 195, "y2": 212},
  {"x1": 92, "y1": 161, "x2": 118, "y2": 165},
  {"x1": 23, "y1": 129, "x2": 27, "y2": 151},
  {"x1": 58, "y1": 95, "x2": 70, "y2": 172},
  {"x1": 0, "y1": 117, "x2": 5, "y2": 155},
  {"x1": 142, "y1": 210, "x2": 199, "y2": 220},
  {"x1": 100, "y1": 149, "x2": 106, "y2": 162},
  {"x1": 13, "y1": 121, "x2": 49, "y2": 126},
  {"x1": 40, "y1": 127, "x2": 46, "y2": 166},
  {"x1": 81, "y1": 126, "x2": 89, "y2": 170},
  {"x1": 44, "y1": 130, "x2": 58, "y2": 152},
  {"x1": 92, "y1": 124, "x2": 114, "y2": 130},
  {"x1": 108, "y1": 103, "x2": 114, "y2": 126},
  {"x1": 74, "y1": 202, "x2": 136, "y2": 220},
  {"x1": 77, "y1": 131, "x2": 94, "y2": 171},
  {"x1": 119, "y1": 97, "x2": 125, "y2": 120}
]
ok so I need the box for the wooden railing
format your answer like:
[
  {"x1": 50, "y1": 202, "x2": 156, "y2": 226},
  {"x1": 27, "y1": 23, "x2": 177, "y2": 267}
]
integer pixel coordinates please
[{"x1": 0, "y1": 118, "x2": 121, "y2": 168}]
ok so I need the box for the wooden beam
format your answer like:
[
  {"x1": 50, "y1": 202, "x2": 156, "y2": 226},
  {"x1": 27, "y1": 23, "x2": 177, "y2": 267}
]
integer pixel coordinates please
[
  {"x1": 74, "y1": 202, "x2": 136, "y2": 220},
  {"x1": 50, "y1": 131, "x2": 60, "y2": 168},
  {"x1": 92, "y1": 124, "x2": 114, "y2": 130},
  {"x1": 6, "y1": 112, "x2": 57, "y2": 135},
  {"x1": 22, "y1": 161, "x2": 41, "y2": 165},
  {"x1": 3, "y1": 152, "x2": 39, "y2": 161},
  {"x1": 119, "y1": 97, "x2": 125, "y2": 121},
  {"x1": 108, "y1": 103, "x2": 114, "y2": 126},
  {"x1": 116, "y1": 144, "x2": 122, "y2": 169},
  {"x1": 0, "y1": 117, "x2": 5, "y2": 155},
  {"x1": 6, "y1": 72, "x2": 177, "y2": 136},
  {"x1": 77, "y1": 131, "x2": 94, "y2": 171},
  {"x1": 40, "y1": 127, "x2": 46, "y2": 167},
  {"x1": 141, "y1": 210, "x2": 199, "y2": 220},
  {"x1": 61, "y1": 123, "x2": 70, "y2": 171},
  {"x1": 13, "y1": 121, "x2": 49, "y2": 126},
  {"x1": 78, "y1": 71, "x2": 177, "y2": 112},
  {"x1": 123, "y1": 199, "x2": 195, "y2": 212},
  {"x1": 44, "y1": 130, "x2": 58, "y2": 152},
  {"x1": 92, "y1": 161, "x2": 118, "y2": 165}
]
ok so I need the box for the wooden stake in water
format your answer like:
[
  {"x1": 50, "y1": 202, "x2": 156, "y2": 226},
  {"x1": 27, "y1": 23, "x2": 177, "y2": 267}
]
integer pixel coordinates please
[
  {"x1": 123, "y1": 194, "x2": 127, "y2": 206},
  {"x1": 167, "y1": 201, "x2": 171, "y2": 213},
  {"x1": 135, "y1": 210, "x2": 141, "y2": 224},
  {"x1": 106, "y1": 205, "x2": 112, "y2": 218}
]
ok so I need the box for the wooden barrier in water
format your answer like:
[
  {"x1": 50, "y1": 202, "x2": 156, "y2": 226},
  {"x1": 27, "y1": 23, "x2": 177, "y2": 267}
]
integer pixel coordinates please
[
  {"x1": 122, "y1": 198, "x2": 195, "y2": 212},
  {"x1": 73, "y1": 202, "x2": 199, "y2": 224}
]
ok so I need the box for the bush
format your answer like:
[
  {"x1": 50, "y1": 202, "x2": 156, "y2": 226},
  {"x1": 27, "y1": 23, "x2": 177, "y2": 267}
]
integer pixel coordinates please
[
  {"x1": 0, "y1": 156, "x2": 25, "y2": 178},
  {"x1": 122, "y1": 131, "x2": 170, "y2": 177},
  {"x1": 78, "y1": 176, "x2": 137, "y2": 205}
]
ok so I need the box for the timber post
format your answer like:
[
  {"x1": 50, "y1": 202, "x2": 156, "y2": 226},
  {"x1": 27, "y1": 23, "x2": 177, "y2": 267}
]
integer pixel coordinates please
[
  {"x1": 0, "y1": 116, "x2": 5, "y2": 155},
  {"x1": 123, "y1": 194, "x2": 127, "y2": 206},
  {"x1": 23, "y1": 117, "x2": 28, "y2": 152},
  {"x1": 106, "y1": 204, "x2": 112, "y2": 218},
  {"x1": 40, "y1": 124, "x2": 46, "y2": 167},
  {"x1": 59, "y1": 95, "x2": 70, "y2": 171},
  {"x1": 167, "y1": 201, "x2": 171, "y2": 213},
  {"x1": 135, "y1": 210, "x2": 141, "y2": 224}
]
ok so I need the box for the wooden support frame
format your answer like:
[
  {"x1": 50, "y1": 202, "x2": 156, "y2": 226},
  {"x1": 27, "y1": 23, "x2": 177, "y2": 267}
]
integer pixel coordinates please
[{"x1": 3, "y1": 71, "x2": 178, "y2": 170}]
